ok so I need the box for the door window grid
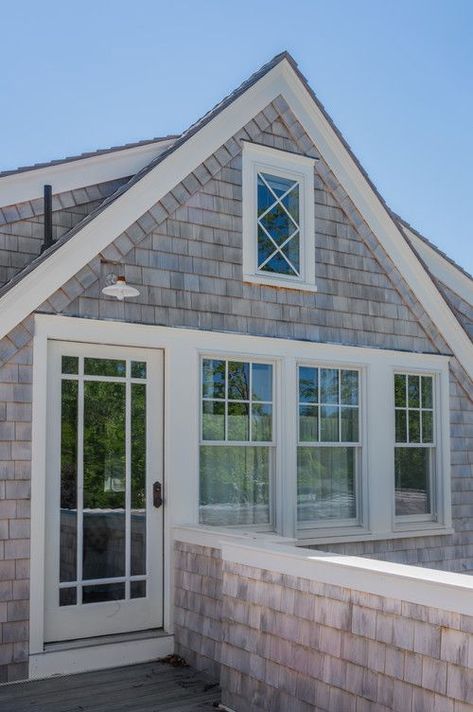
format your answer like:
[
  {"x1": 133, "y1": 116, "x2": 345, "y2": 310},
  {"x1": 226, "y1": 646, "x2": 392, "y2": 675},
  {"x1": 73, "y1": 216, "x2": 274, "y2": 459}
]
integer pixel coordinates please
[
  {"x1": 257, "y1": 172, "x2": 301, "y2": 278},
  {"x1": 59, "y1": 355, "x2": 148, "y2": 606}
]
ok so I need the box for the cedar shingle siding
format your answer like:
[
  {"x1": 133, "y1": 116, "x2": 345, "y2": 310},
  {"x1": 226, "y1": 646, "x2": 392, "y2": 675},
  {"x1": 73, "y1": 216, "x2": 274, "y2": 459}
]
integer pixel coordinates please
[{"x1": 0, "y1": 97, "x2": 472, "y2": 682}]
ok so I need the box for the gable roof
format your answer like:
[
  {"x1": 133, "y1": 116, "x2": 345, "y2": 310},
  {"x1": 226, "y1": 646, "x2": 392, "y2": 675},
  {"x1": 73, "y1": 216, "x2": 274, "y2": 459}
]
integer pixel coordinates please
[{"x1": 1, "y1": 51, "x2": 473, "y2": 381}]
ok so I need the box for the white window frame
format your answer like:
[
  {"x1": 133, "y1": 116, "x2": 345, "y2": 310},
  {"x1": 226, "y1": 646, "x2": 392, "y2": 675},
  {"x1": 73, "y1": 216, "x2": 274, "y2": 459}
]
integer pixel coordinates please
[
  {"x1": 392, "y1": 369, "x2": 446, "y2": 532},
  {"x1": 242, "y1": 141, "x2": 316, "y2": 291},
  {"x1": 296, "y1": 362, "x2": 366, "y2": 533},
  {"x1": 198, "y1": 354, "x2": 278, "y2": 532}
]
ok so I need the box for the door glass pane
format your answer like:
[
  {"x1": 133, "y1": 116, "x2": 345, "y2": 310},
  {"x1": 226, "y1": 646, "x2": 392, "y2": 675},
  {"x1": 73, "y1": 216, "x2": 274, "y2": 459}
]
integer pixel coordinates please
[
  {"x1": 82, "y1": 582, "x2": 126, "y2": 604},
  {"x1": 130, "y1": 581, "x2": 147, "y2": 599},
  {"x1": 60, "y1": 380, "x2": 78, "y2": 583},
  {"x1": 131, "y1": 384, "x2": 146, "y2": 576},
  {"x1": 84, "y1": 358, "x2": 126, "y2": 378},
  {"x1": 83, "y1": 381, "x2": 126, "y2": 581},
  {"x1": 59, "y1": 588, "x2": 77, "y2": 607}
]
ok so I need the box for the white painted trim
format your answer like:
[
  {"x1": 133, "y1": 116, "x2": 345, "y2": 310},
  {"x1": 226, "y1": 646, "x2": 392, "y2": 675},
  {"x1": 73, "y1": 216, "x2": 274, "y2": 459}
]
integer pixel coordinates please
[
  {"x1": 0, "y1": 138, "x2": 176, "y2": 208},
  {"x1": 404, "y1": 225, "x2": 473, "y2": 308},
  {"x1": 221, "y1": 538, "x2": 473, "y2": 618},
  {"x1": 2, "y1": 58, "x2": 470, "y2": 390},
  {"x1": 242, "y1": 141, "x2": 316, "y2": 291},
  {"x1": 29, "y1": 633, "x2": 173, "y2": 679}
]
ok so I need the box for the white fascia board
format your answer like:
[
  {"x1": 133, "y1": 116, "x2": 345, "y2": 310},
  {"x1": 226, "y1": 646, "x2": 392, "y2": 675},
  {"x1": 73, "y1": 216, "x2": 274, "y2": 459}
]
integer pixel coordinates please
[
  {"x1": 276, "y1": 62, "x2": 473, "y2": 381},
  {"x1": 223, "y1": 539, "x2": 473, "y2": 618},
  {"x1": 0, "y1": 62, "x2": 290, "y2": 342},
  {"x1": 0, "y1": 138, "x2": 176, "y2": 208},
  {"x1": 404, "y1": 225, "x2": 473, "y2": 307}
]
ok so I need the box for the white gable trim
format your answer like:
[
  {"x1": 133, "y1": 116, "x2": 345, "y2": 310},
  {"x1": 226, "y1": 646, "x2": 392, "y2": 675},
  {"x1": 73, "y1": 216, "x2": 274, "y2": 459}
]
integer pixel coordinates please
[
  {"x1": 0, "y1": 57, "x2": 472, "y2": 383},
  {"x1": 0, "y1": 138, "x2": 176, "y2": 208},
  {"x1": 403, "y1": 225, "x2": 473, "y2": 308}
]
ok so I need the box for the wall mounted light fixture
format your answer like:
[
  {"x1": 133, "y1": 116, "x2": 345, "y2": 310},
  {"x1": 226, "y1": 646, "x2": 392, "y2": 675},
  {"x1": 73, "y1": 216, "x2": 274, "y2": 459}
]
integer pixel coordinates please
[{"x1": 102, "y1": 275, "x2": 140, "y2": 301}]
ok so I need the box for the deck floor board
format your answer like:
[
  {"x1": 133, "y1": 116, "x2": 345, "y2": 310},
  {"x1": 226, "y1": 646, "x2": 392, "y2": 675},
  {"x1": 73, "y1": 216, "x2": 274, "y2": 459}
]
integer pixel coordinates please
[{"x1": 0, "y1": 662, "x2": 221, "y2": 712}]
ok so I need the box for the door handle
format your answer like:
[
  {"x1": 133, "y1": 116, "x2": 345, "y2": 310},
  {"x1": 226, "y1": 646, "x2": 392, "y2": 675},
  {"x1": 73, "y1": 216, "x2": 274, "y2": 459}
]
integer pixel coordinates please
[{"x1": 153, "y1": 481, "x2": 163, "y2": 509}]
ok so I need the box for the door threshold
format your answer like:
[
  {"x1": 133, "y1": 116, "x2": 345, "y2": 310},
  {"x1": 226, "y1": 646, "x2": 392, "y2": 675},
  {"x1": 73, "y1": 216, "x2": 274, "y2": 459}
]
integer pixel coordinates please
[
  {"x1": 30, "y1": 630, "x2": 174, "y2": 680},
  {"x1": 45, "y1": 627, "x2": 168, "y2": 652}
]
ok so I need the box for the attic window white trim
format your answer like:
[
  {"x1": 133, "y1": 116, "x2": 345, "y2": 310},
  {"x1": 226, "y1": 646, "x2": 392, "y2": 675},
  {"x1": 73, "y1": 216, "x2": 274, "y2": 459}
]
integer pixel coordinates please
[{"x1": 242, "y1": 142, "x2": 317, "y2": 292}]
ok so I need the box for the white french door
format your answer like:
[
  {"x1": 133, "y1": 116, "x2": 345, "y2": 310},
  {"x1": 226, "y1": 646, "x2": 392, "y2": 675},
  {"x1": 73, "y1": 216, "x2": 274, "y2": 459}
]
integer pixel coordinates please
[{"x1": 44, "y1": 341, "x2": 163, "y2": 643}]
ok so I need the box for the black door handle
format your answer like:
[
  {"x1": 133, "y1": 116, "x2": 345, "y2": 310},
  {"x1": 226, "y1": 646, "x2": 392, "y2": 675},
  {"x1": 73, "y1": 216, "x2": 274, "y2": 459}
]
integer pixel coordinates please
[{"x1": 153, "y1": 481, "x2": 163, "y2": 508}]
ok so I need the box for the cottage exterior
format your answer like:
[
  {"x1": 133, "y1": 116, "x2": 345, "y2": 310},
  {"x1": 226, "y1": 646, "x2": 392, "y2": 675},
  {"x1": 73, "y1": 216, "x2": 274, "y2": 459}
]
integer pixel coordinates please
[{"x1": 1, "y1": 52, "x2": 473, "y2": 709}]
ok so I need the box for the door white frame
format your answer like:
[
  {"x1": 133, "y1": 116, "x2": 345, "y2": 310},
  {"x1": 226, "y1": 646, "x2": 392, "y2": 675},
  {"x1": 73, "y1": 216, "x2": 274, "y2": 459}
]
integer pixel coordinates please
[
  {"x1": 29, "y1": 314, "x2": 452, "y2": 665},
  {"x1": 44, "y1": 341, "x2": 163, "y2": 642}
]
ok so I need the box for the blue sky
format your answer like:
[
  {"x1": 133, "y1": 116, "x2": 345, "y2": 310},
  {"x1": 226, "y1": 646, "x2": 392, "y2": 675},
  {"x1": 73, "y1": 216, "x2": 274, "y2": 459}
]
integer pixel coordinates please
[{"x1": 1, "y1": 1, "x2": 472, "y2": 271}]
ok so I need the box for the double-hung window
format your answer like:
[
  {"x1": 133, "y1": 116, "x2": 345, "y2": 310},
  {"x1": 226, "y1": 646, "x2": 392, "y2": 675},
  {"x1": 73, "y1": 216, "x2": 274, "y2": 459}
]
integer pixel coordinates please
[
  {"x1": 394, "y1": 373, "x2": 436, "y2": 519},
  {"x1": 242, "y1": 142, "x2": 316, "y2": 291},
  {"x1": 199, "y1": 358, "x2": 274, "y2": 527},
  {"x1": 297, "y1": 366, "x2": 361, "y2": 526}
]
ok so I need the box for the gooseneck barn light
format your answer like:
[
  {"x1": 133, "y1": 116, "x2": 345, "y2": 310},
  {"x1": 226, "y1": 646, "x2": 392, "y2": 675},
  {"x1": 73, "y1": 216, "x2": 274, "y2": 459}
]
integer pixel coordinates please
[{"x1": 102, "y1": 275, "x2": 140, "y2": 301}]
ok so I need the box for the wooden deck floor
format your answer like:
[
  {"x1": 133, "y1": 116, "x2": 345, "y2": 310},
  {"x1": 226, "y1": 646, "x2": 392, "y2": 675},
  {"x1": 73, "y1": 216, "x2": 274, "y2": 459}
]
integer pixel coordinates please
[{"x1": 0, "y1": 661, "x2": 221, "y2": 712}]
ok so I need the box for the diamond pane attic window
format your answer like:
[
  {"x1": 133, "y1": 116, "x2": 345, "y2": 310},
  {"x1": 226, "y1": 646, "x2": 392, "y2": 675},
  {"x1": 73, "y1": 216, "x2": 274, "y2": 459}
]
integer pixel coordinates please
[{"x1": 243, "y1": 142, "x2": 316, "y2": 291}]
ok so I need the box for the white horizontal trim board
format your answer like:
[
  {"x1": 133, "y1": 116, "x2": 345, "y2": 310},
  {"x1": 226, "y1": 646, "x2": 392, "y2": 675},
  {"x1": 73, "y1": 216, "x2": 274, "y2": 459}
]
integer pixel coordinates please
[
  {"x1": 1, "y1": 57, "x2": 472, "y2": 389},
  {"x1": 29, "y1": 634, "x2": 173, "y2": 680},
  {"x1": 0, "y1": 138, "x2": 176, "y2": 208},
  {"x1": 222, "y1": 538, "x2": 473, "y2": 618}
]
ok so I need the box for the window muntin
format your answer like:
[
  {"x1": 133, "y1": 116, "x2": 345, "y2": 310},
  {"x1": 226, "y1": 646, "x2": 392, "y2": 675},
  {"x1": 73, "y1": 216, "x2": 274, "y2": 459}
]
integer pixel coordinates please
[
  {"x1": 200, "y1": 358, "x2": 274, "y2": 527},
  {"x1": 394, "y1": 373, "x2": 435, "y2": 518},
  {"x1": 257, "y1": 172, "x2": 300, "y2": 277},
  {"x1": 297, "y1": 366, "x2": 360, "y2": 524}
]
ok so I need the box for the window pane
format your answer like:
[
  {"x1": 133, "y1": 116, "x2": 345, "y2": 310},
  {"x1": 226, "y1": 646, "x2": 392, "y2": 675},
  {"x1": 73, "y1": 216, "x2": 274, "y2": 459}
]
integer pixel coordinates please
[
  {"x1": 262, "y1": 173, "x2": 297, "y2": 200},
  {"x1": 340, "y1": 407, "x2": 358, "y2": 442},
  {"x1": 84, "y1": 358, "x2": 126, "y2": 377},
  {"x1": 408, "y1": 410, "x2": 421, "y2": 443},
  {"x1": 261, "y1": 249, "x2": 297, "y2": 276},
  {"x1": 131, "y1": 361, "x2": 146, "y2": 379},
  {"x1": 202, "y1": 359, "x2": 225, "y2": 399},
  {"x1": 341, "y1": 370, "x2": 359, "y2": 405},
  {"x1": 297, "y1": 447, "x2": 356, "y2": 521},
  {"x1": 228, "y1": 361, "x2": 249, "y2": 401},
  {"x1": 299, "y1": 367, "x2": 318, "y2": 404},
  {"x1": 320, "y1": 369, "x2": 339, "y2": 404},
  {"x1": 62, "y1": 356, "x2": 78, "y2": 375},
  {"x1": 395, "y1": 447, "x2": 431, "y2": 515},
  {"x1": 422, "y1": 411, "x2": 434, "y2": 444},
  {"x1": 202, "y1": 401, "x2": 225, "y2": 441},
  {"x1": 228, "y1": 402, "x2": 249, "y2": 441},
  {"x1": 199, "y1": 446, "x2": 270, "y2": 526},
  {"x1": 408, "y1": 375, "x2": 420, "y2": 407},
  {"x1": 395, "y1": 410, "x2": 407, "y2": 444},
  {"x1": 281, "y1": 232, "x2": 300, "y2": 273},
  {"x1": 282, "y1": 183, "x2": 299, "y2": 222},
  {"x1": 252, "y1": 363, "x2": 272, "y2": 402},
  {"x1": 299, "y1": 405, "x2": 318, "y2": 442},
  {"x1": 260, "y1": 202, "x2": 295, "y2": 244},
  {"x1": 60, "y1": 380, "x2": 78, "y2": 583},
  {"x1": 252, "y1": 403, "x2": 272, "y2": 442},
  {"x1": 257, "y1": 175, "x2": 275, "y2": 215},
  {"x1": 422, "y1": 376, "x2": 433, "y2": 408},
  {"x1": 394, "y1": 374, "x2": 406, "y2": 407},
  {"x1": 320, "y1": 405, "x2": 339, "y2": 442}
]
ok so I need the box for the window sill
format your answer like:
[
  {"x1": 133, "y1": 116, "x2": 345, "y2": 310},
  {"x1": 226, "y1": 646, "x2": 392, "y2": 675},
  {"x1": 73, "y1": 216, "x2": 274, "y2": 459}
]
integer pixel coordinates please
[
  {"x1": 296, "y1": 525, "x2": 454, "y2": 547},
  {"x1": 243, "y1": 274, "x2": 318, "y2": 293}
]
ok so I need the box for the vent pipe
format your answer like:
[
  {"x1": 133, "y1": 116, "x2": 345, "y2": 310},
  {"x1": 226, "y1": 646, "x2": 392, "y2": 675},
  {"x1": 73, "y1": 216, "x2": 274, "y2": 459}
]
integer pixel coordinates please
[{"x1": 40, "y1": 184, "x2": 53, "y2": 253}]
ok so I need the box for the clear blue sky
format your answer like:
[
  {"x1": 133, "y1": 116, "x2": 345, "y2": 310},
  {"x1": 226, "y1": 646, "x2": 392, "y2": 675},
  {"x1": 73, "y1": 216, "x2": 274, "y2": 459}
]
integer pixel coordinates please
[{"x1": 1, "y1": 1, "x2": 472, "y2": 272}]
